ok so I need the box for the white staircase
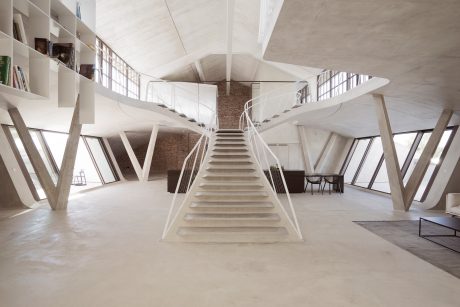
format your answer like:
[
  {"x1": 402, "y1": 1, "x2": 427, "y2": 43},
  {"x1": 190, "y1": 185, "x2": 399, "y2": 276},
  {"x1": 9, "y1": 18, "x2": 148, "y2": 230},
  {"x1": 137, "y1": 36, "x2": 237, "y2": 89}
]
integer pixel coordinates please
[{"x1": 162, "y1": 129, "x2": 302, "y2": 243}]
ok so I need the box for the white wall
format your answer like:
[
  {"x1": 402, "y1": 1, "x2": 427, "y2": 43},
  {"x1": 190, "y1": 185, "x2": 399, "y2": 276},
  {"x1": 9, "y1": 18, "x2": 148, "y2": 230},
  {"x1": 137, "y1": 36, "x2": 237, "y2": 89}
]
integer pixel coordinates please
[{"x1": 260, "y1": 122, "x2": 352, "y2": 172}]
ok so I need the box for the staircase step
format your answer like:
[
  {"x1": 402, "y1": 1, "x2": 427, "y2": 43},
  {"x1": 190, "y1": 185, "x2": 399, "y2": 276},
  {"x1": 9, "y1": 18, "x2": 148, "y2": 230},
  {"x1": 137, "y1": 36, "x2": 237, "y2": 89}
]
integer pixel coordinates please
[
  {"x1": 199, "y1": 182, "x2": 264, "y2": 190},
  {"x1": 211, "y1": 154, "x2": 250, "y2": 158},
  {"x1": 195, "y1": 191, "x2": 269, "y2": 201},
  {"x1": 176, "y1": 227, "x2": 289, "y2": 243},
  {"x1": 191, "y1": 201, "x2": 274, "y2": 209},
  {"x1": 214, "y1": 143, "x2": 246, "y2": 147},
  {"x1": 216, "y1": 134, "x2": 244, "y2": 137},
  {"x1": 215, "y1": 138, "x2": 245, "y2": 142},
  {"x1": 183, "y1": 213, "x2": 281, "y2": 226},
  {"x1": 213, "y1": 148, "x2": 248, "y2": 152},
  {"x1": 216, "y1": 129, "x2": 243, "y2": 133},
  {"x1": 203, "y1": 174, "x2": 258, "y2": 181},
  {"x1": 208, "y1": 159, "x2": 252, "y2": 165},
  {"x1": 206, "y1": 167, "x2": 255, "y2": 172}
]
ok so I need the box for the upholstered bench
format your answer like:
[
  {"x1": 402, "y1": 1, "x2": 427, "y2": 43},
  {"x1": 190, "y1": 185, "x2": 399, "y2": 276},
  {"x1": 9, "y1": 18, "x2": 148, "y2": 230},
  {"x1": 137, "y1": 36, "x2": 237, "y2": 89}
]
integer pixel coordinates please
[{"x1": 446, "y1": 193, "x2": 460, "y2": 217}]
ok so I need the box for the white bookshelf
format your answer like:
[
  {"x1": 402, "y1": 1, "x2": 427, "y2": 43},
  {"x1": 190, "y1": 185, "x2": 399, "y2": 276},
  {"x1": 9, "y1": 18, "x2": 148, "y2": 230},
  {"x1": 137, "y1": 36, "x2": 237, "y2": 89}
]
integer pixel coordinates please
[{"x1": 0, "y1": 0, "x2": 96, "y2": 124}]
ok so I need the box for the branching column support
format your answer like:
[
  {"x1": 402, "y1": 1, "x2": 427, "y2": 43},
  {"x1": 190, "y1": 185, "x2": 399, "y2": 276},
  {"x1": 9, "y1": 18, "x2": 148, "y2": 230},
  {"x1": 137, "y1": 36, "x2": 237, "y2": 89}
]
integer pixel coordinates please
[{"x1": 373, "y1": 94, "x2": 452, "y2": 211}]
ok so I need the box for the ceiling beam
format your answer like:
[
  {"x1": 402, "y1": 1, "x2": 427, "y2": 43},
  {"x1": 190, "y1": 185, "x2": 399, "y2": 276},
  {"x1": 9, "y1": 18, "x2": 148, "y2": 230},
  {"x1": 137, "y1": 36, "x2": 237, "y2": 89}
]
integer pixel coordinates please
[{"x1": 226, "y1": 0, "x2": 235, "y2": 95}]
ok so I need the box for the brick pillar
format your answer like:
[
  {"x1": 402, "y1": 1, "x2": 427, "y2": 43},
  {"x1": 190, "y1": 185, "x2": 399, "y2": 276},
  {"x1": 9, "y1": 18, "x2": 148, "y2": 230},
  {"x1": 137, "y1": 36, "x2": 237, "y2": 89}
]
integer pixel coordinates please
[{"x1": 217, "y1": 81, "x2": 251, "y2": 129}]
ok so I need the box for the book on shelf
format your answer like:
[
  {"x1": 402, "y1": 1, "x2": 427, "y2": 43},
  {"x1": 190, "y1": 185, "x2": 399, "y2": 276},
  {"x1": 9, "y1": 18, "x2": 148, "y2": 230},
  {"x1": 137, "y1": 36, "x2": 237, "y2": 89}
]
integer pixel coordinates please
[
  {"x1": 51, "y1": 43, "x2": 75, "y2": 70},
  {"x1": 0, "y1": 56, "x2": 12, "y2": 86},
  {"x1": 13, "y1": 65, "x2": 30, "y2": 92},
  {"x1": 35, "y1": 38, "x2": 50, "y2": 55},
  {"x1": 13, "y1": 14, "x2": 28, "y2": 45},
  {"x1": 79, "y1": 64, "x2": 95, "y2": 80}
]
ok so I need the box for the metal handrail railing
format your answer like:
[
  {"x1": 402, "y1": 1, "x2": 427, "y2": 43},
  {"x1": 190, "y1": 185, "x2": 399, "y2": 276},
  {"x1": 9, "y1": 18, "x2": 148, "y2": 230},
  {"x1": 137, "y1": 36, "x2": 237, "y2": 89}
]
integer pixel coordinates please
[
  {"x1": 162, "y1": 111, "x2": 218, "y2": 238},
  {"x1": 239, "y1": 87, "x2": 303, "y2": 239}
]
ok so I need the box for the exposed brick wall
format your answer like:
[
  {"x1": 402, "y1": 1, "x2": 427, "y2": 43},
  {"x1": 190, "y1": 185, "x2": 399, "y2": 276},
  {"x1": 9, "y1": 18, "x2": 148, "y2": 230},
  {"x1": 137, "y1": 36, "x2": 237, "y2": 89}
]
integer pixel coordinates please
[
  {"x1": 217, "y1": 81, "x2": 251, "y2": 129},
  {"x1": 108, "y1": 130, "x2": 200, "y2": 179}
]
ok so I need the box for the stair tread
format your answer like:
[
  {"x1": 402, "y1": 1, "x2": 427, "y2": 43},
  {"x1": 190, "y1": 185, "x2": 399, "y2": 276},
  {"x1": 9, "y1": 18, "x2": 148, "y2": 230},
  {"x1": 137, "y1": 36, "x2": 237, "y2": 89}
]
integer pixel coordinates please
[
  {"x1": 191, "y1": 201, "x2": 274, "y2": 208},
  {"x1": 178, "y1": 227, "x2": 287, "y2": 234},
  {"x1": 184, "y1": 213, "x2": 280, "y2": 221}
]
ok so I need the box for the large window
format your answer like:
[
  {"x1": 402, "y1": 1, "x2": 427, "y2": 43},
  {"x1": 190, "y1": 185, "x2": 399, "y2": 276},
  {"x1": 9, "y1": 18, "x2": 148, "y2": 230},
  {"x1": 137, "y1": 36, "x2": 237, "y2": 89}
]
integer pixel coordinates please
[
  {"x1": 297, "y1": 83, "x2": 312, "y2": 104},
  {"x1": 4, "y1": 126, "x2": 118, "y2": 200},
  {"x1": 342, "y1": 127, "x2": 456, "y2": 203},
  {"x1": 318, "y1": 70, "x2": 371, "y2": 101},
  {"x1": 96, "y1": 38, "x2": 140, "y2": 99}
]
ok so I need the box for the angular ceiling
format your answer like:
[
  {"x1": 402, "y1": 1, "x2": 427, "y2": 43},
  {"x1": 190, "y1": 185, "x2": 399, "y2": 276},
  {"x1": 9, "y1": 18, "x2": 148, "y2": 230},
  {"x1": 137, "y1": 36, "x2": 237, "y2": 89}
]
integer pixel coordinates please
[{"x1": 96, "y1": 0, "x2": 320, "y2": 83}]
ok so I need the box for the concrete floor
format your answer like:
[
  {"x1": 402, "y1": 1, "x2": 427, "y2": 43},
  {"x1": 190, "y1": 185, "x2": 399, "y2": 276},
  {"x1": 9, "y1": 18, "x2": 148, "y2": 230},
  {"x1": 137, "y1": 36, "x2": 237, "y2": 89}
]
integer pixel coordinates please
[{"x1": 1, "y1": 179, "x2": 459, "y2": 307}]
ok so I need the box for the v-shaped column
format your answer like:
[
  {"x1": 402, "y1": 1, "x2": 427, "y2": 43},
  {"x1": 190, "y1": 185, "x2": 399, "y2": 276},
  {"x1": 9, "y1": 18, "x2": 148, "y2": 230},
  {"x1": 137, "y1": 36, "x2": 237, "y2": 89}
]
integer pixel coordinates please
[
  {"x1": 374, "y1": 95, "x2": 453, "y2": 211},
  {"x1": 119, "y1": 125, "x2": 159, "y2": 182},
  {"x1": 8, "y1": 97, "x2": 82, "y2": 210}
]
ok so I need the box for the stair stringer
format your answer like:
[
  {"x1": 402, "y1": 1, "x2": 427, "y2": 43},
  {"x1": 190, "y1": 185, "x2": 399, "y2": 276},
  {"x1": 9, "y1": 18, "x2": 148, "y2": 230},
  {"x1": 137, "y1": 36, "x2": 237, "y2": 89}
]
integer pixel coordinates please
[{"x1": 162, "y1": 131, "x2": 302, "y2": 242}]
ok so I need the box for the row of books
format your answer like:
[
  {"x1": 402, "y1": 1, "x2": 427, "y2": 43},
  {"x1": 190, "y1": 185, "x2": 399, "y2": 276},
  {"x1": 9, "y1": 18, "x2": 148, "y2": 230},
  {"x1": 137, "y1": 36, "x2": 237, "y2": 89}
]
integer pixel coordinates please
[
  {"x1": 13, "y1": 14, "x2": 28, "y2": 45},
  {"x1": 0, "y1": 56, "x2": 30, "y2": 92},
  {"x1": 12, "y1": 65, "x2": 30, "y2": 92}
]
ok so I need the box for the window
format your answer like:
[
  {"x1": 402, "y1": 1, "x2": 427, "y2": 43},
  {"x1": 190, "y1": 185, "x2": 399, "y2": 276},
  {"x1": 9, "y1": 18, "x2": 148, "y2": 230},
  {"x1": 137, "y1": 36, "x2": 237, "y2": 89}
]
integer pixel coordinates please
[
  {"x1": 355, "y1": 137, "x2": 383, "y2": 188},
  {"x1": 342, "y1": 127, "x2": 456, "y2": 203},
  {"x1": 317, "y1": 70, "x2": 371, "y2": 101},
  {"x1": 344, "y1": 138, "x2": 371, "y2": 184},
  {"x1": 96, "y1": 37, "x2": 140, "y2": 99},
  {"x1": 297, "y1": 83, "x2": 312, "y2": 104},
  {"x1": 5, "y1": 126, "x2": 119, "y2": 199},
  {"x1": 372, "y1": 133, "x2": 417, "y2": 193}
]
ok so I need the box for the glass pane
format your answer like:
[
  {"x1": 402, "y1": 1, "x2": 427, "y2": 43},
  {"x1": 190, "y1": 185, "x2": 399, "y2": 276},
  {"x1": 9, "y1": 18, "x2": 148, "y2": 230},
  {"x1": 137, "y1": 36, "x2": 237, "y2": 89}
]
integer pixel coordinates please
[
  {"x1": 413, "y1": 130, "x2": 452, "y2": 201},
  {"x1": 403, "y1": 133, "x2": 432, "y2": 185},
  {"x1": 30, "y1": 131, "x2": 58, "y2": 184},
  {"x1": 355, "y1": 137, "x2": 383, "y2": 188},
  {"x1": 42, "y1": 131, "x2": 68, "y2": 169},
  {"x1": 71, "y1": 138, "x2": 103, "y2": 192},
  {"x1": 372, "y1": 133, "x2": 417, "y2": 193},
  {"x1": 344, "y1": 139, "x2": 370, "y2": 183},
  {"x1": 9, "y1": 127, "x2": 46, "y2": 199},
  {"x1": 85, "y1": 137, "x2": 116, "y2": 183}
]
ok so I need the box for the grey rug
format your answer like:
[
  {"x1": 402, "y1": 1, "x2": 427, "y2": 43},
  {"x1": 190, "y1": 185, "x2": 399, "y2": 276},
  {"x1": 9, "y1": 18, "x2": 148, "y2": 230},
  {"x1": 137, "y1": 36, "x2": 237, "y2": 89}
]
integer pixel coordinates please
[{"x1": 355, "y1": 220, "x2": 460, "y2": 279}]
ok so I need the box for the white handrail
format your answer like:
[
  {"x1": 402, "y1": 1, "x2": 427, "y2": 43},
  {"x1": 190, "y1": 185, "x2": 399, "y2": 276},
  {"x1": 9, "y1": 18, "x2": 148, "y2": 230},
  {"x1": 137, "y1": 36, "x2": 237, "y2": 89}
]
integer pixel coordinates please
[
  {"x1": 239, "y1": 86, "x2": 304, "y2": 238},
  {"x1": 162, "y1": 111, "x2": 218, "y2": 238}
]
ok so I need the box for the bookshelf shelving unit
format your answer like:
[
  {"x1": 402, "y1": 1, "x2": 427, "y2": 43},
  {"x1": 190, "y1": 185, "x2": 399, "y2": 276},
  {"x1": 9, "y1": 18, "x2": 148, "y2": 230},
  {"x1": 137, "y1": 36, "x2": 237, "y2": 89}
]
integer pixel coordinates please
[{"x1": 0, "y1": 0, "x2": 95, "y2": 124}]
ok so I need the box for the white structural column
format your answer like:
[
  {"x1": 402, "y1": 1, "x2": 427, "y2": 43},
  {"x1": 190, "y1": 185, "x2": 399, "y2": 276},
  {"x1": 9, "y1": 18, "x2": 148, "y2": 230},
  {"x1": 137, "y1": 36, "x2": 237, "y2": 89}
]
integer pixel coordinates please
[
  {"x1": 9, "y1": 108, "x2": 57, "y2": 207},
  {"x1": 225, "y1": 0, "x2": 235, "y2": 95},
  {"x1": 54, "y1": 99, "x2": 83, "y2": 210},
  {"x1": 102, "y1": 138, "x2": 126, "y2": 181},
  {"x1": 404, "y1": 109, "x2": 453, "y2": 207},
  {"x1": 373, "y1": 95, "x2": 406, "y2": 210},
  {"x1": 8, "y1": 97, "x2": 82, "y2": 210},
  {"x1": 297, "y1": 125, "x2": 315, "y2": 174},
  {"x1": 194, "y1": 60, "x2": 206, "y2": 82},
  {"x1": 315, "y1": 133, "x2": 338, "y2": 173},
  {"x1": 119, "y1": 125, "x2": 159, "y2": 182}
]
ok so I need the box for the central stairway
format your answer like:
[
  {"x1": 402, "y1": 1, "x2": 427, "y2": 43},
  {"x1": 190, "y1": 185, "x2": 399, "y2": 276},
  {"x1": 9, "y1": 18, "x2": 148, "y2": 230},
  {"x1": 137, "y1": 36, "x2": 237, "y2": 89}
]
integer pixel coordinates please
[{"x1": 163, "y1": 129, "x2": 302, "y2": 243}]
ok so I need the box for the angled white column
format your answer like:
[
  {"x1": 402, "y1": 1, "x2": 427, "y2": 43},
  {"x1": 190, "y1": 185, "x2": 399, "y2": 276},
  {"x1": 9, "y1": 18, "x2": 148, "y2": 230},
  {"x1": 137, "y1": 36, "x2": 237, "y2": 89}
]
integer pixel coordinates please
[
  {"x1": 54, "y1": 99, "x2": 83, "y2": 210},
  {"x1": 315, "y1": 133, "x2": 338, "y2": 173},
  {"x1": 404, "y1": 109, "x2": 453, "y2": 207},
  {"x1": 141, "y1": 125, "x2": 159, "y2": 181},
  {"x1": 0, "y1": 126, "x2": 37, "y2": 207},
  {"x1": 373, "y1": 95, "x2": 406, "y2": 210},
  {"x1": 297, "y1": 125, "x2": 315, "y2": 173},
  {"x1": 102, "y1": 138, "x2": 126, "y2": 181},
  {"x1": 9, "y1": 108, "x2": 57, "y2": 207},
  {"x1": 119, "y1": 125, "x2": 159, "y2": 182}
]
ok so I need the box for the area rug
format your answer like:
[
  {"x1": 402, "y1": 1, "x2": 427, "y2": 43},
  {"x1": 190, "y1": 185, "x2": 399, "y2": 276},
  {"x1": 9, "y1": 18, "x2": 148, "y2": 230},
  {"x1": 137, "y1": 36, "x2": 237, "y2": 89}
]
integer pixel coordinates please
[{"x1": 355, "y1": 220, "x2": 460, "y2": 279}]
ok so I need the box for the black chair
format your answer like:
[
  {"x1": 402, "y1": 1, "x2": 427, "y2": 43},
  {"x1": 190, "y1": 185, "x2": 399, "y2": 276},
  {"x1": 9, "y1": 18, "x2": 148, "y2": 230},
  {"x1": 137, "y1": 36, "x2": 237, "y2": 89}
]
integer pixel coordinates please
[
  {"x1": 322, "y1": 175, "x2": 342, "y2": 194},
  {"x1": 305, "y1": 175, "x2": 323, "y2": 195}
]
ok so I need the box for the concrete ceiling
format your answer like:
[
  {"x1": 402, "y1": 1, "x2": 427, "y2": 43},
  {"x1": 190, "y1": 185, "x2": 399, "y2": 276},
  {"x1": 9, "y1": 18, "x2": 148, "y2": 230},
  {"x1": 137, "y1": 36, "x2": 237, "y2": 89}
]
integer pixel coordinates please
[
  {"x1": 264, "y1": 0, "x2": 460, "y2": 135},
  {"x1": 95, "y1": 0, "x2": 320, "y2": 83}
]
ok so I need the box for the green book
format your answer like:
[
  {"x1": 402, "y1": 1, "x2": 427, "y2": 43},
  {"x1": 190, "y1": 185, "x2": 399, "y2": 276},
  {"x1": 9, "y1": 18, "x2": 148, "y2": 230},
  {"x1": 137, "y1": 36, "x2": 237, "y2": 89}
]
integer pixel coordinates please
[{"x1": 0, "y1": 56, "x2": 12, "y2": 86}]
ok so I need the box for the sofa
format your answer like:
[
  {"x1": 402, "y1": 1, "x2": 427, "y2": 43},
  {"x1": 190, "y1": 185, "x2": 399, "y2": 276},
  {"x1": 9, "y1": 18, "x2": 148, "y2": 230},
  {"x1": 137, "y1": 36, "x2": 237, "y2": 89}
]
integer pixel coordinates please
[{"x1": 446, "y1": 193, "x2": 460, "y2": 216}]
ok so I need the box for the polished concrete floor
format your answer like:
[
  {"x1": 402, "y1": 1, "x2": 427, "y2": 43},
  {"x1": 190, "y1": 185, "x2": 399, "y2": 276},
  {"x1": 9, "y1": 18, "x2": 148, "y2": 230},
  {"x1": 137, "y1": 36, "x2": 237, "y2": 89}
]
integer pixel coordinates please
[{"x1": 1, "y1": 179, "x2": 459, "y2": 307}]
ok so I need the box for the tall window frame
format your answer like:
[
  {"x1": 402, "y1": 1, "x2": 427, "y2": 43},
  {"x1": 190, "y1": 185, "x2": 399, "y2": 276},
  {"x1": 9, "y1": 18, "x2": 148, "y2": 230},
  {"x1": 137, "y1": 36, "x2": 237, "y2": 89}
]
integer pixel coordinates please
[{"x1": 317, "y1": 70, "x2": 371, "y2": 101}]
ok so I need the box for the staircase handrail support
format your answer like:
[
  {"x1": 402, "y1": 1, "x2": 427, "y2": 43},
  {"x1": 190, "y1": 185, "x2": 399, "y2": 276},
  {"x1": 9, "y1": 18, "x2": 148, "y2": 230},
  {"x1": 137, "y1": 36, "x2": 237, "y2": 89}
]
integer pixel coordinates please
[
  {"x1": 162, "y1": 112, "x2": 217, "y2": 239},
  {"x1": 239, "y1": 87, "x2": 304, "y2": 239}
]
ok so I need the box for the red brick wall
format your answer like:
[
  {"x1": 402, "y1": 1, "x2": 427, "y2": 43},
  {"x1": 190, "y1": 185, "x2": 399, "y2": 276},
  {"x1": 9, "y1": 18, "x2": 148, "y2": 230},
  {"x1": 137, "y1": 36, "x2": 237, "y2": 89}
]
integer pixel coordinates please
[
  {"x1": 108, "y1": 130, "x2": 201, "y2": 179},
  {"x1": 217, "y1": 81, "x2": 251, "y2": 129}
]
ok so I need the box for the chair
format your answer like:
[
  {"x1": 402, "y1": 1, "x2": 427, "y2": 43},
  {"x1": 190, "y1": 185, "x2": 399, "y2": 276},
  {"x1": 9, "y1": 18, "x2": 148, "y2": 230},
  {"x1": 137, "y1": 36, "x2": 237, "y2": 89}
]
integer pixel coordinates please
[
  {"x1": 322, "y1": 175, "x2": 342, "y2": 195},
  {"x1": 305, "y1": 175, "x2": 323, "y2": 195},
  {"x1": 446, "y1": 193, "x2": 460, "y2": 217}
]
